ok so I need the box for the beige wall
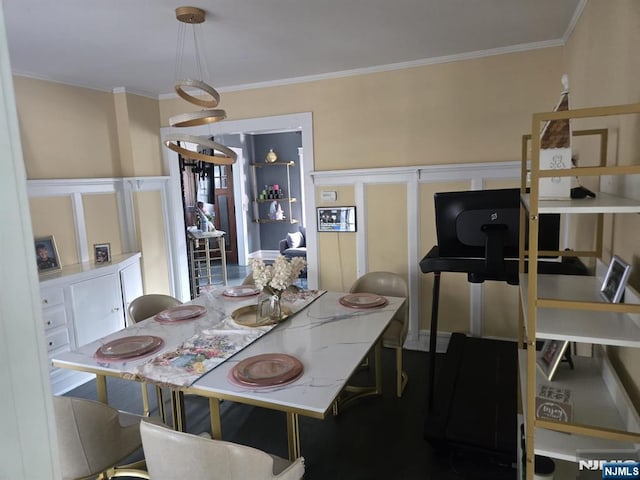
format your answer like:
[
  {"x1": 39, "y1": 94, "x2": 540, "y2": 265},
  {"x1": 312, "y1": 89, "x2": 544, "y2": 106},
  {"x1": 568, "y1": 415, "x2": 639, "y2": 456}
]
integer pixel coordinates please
[
  {"x1": 18, "y1": 79, "x2": 170, "y2": 292},
  {"x1": 162, "y1": 48, "x2": 565, "y2": 172},
  {"x1": 565, "y1": 0, "x2": 640, "y2": 409},
  {"x1": 315, "y1": 186, "x2": 356, "y2": 291},
  {"x1": 15, "y1": 77, "x2": 120, "y2": 179},
  {"x1": 83, "y1": 193, "x2": 122, "y2": 257},
  {"x1": 29, "y1": 196, "x2": 78, "y2": 266}
]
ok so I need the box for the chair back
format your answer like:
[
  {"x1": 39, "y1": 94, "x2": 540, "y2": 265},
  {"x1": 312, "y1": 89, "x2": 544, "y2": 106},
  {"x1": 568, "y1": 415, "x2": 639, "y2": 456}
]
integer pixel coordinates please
[
  {"x1": 350, "y1": 271, "x2": 409, "y2": 342},
  {"x1": 53, "y1": 396, "x2": 143, "y2": 480},
  {"x1": 140, "y1": 420, "x2": 304, "y2": 480},
  {"x1": 127, "y1": 294, "x2": 182, "y2": 324}
]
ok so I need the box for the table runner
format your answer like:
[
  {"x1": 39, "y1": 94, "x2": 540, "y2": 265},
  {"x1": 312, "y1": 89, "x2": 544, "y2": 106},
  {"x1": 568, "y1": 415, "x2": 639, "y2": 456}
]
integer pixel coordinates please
[{"x1": 123, "y1": 288, "x2": 324, "y2": 387}]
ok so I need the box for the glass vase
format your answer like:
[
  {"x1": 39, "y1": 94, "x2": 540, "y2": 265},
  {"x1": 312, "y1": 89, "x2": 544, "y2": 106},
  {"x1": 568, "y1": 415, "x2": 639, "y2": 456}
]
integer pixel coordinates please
[{"x1": 257, "y1": 288, "x2": 283, "y2": 324}]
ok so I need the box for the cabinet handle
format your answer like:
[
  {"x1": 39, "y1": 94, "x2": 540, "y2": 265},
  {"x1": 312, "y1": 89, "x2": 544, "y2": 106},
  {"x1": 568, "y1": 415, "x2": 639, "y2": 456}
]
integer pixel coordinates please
[
  {"x1": 46, "y1": 321, "x2": 51, "y2": 326},
  {"x1": 43, "y1": 299, "x2": 48, "y2": 304},
  {"x1": 112, "y1": 307, "x2": 120, "y2": 312},
  {"x1": 48, "y1": 341, "x2": 53, "y2": 346}
]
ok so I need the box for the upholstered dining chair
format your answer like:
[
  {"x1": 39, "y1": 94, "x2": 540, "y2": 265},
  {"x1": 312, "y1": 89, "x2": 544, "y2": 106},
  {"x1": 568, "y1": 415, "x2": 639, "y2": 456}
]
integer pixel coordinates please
[
  {"x1": 140, "y1": 419, "x2": 305, "y2": 480},
  {"x1": 53, "y1": 395, "x2": 152, "y2": 480},
  {"x1": 349, "y1": 271, "x2": 409, "y2": 397},
  {"x1": 127, "y1": 294, "x2": 182, "y2": 326},
  {"x1": 127, "y1": 293, "x2": 182, "y2": 419}
]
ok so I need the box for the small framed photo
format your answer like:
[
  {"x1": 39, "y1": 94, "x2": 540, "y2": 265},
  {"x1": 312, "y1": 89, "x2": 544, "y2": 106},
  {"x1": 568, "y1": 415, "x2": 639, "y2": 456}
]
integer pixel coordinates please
[
  {"x1": 93, "y1": 243, "x2": 111, "y2": 264},
  {"x1": 35, "y1": 236, "x2": 61, "y2": 274},
  {"x1": 317, "y1": 206, "x2": 356, "y2": 232},
  {"x1": 536, "y1": 339, "x2": 569, "y2": 381},
  {"x1": 600, "y1": 255, "x2": 631, "y2": 303}
]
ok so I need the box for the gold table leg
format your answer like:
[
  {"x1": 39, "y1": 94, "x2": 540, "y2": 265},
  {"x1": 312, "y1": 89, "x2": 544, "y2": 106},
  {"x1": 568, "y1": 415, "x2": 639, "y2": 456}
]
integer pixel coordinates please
[
  {"x1": 209, "y1": 398, "x2": 222, "y2": 439},
  {"x1": 286, "y1": 412, "x2": 301, "y2": 461},
  {"x1": 334, "y1": 341, "x2": 383, "y2": 413},
  {"x1": 156, "y1": 386, "x2": 166, "y2": 423},
  {"x1": 170, "y1": 390, "x2": 186, "y2": 431},
  {"x1": 96, "y1": 375, "x2": 108, "y2": 403}
]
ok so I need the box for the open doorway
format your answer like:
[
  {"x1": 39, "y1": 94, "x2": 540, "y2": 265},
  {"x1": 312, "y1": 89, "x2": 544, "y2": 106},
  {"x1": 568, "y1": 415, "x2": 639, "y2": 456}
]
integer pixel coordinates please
[{"x1": 161, "y1": 112, "x2": 317, "y2": 302}]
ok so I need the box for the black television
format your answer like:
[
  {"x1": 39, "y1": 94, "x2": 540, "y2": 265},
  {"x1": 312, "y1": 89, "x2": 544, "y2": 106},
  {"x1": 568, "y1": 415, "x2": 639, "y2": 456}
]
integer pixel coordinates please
[{"x1": 434, "y1": 188, "x2": 560, "y2": 272}]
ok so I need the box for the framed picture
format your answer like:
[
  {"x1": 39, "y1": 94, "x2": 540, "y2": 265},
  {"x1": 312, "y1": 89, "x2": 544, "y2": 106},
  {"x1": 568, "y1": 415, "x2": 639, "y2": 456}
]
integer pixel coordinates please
[
  {"x1": 34, "y1": 235, "x2": 61, "y2": 274},
  {"x1": 317, "y1": 206, "x2": 356, "y2": 232},
  {"x1": 94, "y1": 243, "x2": 111, "y2": 264},
  {"x1": 536, "y1": 339, "x2": 569, "y2": 381},
  {"x1": 600, "y1": 255, "x2": 631, "y2": 303}
]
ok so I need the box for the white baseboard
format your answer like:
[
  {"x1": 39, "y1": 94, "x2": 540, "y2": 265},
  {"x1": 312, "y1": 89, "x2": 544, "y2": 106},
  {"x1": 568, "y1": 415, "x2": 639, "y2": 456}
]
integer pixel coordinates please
[
  {"x1": 403, "y1": 330, "x2": 451, "y2": 353},
  {"x1": 247, "y1": 250, "x2": 280, "y2": 261}
]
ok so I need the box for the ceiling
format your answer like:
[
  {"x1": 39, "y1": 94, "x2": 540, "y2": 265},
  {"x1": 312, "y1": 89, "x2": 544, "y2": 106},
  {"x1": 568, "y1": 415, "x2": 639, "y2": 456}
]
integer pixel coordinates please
[{"x1": 4, "y1": 0, "x2": 583, "y2": 98}]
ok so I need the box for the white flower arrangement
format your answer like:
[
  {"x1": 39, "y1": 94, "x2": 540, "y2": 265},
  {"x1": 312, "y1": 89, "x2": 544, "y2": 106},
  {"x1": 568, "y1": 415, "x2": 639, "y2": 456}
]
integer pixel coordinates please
[{"x1": 250, "y1": 256, "x2": 306, "y2": 293}]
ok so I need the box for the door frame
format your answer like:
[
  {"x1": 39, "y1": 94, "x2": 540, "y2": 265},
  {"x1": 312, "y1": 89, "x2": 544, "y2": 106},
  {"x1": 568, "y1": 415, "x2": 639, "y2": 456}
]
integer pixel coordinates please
[{"x1": 161, "y1": 112, "x2": 316, "y2": 302}]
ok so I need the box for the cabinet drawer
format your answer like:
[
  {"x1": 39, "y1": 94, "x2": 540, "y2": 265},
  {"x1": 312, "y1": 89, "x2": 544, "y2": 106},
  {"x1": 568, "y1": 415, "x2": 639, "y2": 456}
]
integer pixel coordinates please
[
  {"x1": 45, "y1": 328, "x2": 69, "y2": 353},
  {"x1": 40, "y1": 287, "x2": 64, "y2": 308},
  {"x1": 42, "y1": 304, "x2": 67, "y2": 331}
]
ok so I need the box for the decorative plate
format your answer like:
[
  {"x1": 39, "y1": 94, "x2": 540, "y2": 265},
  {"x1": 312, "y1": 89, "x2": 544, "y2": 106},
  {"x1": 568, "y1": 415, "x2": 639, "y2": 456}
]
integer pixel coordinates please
[
  {"x1": 155, "y1": 305, "x2": 207, "y2": 323},
  {"x1": 230, "y1": 305, "x2": 290, "y2": 328},
  {"x1": 95, "y1": 335, "x2": 163, "y2": 360},
  {"x1": 222, "y1": 285, "x2": 261, "y2": 297},
  {"x1": 231, "y1": 353, "x2": 303, "y2": 387},
  {"x1": 339, "y1": 293, "x2": 388, "y2": 309}
]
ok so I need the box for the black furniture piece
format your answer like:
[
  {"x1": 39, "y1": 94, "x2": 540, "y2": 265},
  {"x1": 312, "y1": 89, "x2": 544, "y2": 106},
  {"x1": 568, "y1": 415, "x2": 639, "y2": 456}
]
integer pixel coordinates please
[
  {"x1": 420, "y1": 247, "x2": 587, "y2": 464},
  {"x1": 425, "y1": 332, "x2": 518, "y2": 466}
]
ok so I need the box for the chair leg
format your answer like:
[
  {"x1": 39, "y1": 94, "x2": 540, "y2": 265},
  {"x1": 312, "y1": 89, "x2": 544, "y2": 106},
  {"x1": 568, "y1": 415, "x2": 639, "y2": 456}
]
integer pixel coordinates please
[
  {"x1": 395, "y1": 346, "x2": 408, "y2": 397},
  {"x1": 140, "y1": 383, "x2": 150, "y2": 416}
]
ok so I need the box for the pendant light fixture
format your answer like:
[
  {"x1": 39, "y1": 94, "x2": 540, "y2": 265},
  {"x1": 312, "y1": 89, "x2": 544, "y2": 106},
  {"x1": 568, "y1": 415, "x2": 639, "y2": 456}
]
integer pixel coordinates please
[{"x1": 164, "y1": 6, "x2": 237, "y2": 164}]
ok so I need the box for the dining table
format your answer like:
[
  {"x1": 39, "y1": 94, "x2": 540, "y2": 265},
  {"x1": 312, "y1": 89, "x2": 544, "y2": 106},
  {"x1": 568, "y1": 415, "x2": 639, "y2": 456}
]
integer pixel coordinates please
[{"x1": 51, "y1": 285, "x2": 406, "y2": 460}]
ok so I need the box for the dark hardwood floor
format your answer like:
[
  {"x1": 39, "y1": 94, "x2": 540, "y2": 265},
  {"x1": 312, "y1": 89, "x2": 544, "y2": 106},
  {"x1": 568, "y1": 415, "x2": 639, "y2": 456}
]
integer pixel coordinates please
[{"x1": 67, "y1": 347, "x2": 515, "y2": 479}]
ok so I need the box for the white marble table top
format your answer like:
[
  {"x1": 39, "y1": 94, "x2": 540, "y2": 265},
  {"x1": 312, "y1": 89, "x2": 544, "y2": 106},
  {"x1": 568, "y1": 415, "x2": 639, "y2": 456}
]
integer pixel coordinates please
[
  {"x1": 188, "y1": 291, "x2": 405, "y2": 418},
  {"x1": 51, "y1": 289, "x2": 405, "y2": 419}
]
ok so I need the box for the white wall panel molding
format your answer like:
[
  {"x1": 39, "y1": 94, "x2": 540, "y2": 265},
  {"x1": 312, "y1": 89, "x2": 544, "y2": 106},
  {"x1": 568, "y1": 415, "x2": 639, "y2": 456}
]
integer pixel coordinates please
[
  {"x1": 311, "y1": 160, "x2": 521, "y2": 186},
  {"x1": 313, "y1": 160, "x2": 523, "y2": 343},
  {"x1": 27, "y1": 176, "x2": 175, "y2": 295}
]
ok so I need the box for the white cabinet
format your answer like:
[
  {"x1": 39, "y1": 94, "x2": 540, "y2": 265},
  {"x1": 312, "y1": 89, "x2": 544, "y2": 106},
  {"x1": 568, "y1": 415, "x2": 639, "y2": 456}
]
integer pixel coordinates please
[
  {"x1": 39, "y1": 252, "x2": 143, "y2": 394},
  {"x1": 69, "y1": 272, "x2": 123, "y2": 347},
  {"x1": 120, "y1": 261, "x2": 144, "y2": 325},
  {"x1": 518, "y1": 103, "x2": 640, "y2": 479}
]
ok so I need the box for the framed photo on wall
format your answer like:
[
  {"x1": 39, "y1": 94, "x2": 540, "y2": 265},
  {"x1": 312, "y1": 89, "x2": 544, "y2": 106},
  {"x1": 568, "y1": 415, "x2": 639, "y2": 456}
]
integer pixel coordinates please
[
  {"x1": 94, "y1": 243, "x2": 111, "y2": 264},
  {"x1": 600, "y1": 255, "x2": 631, "y2": 303},
  {"x1": 317, "y1": 206, "x2": 356, "y2": 232},
  {"x1": 536, "y1": 339, "x2": 569, "y2": 381},
  {"x1": 34, "y1": 235, "x2": 61, "y2": 274}
]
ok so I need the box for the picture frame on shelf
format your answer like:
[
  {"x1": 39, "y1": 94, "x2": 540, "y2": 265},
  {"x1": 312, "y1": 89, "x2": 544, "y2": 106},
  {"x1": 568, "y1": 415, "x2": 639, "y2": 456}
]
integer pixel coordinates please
[
  {"x1": 317, "y1": 206, "x2": 356, "y2": 232},
  {"x1": 536, "y1": 339, "x2": 569, "y2": 381},
  {"x1": 94, "y1": 243, "x2": 111, "y2": 265},
  {"x1": 600, "y1": 255, "x2": 631, "y2": 303},
  {"x1": 35, "y1": 235, "x2": 61, "y2": 274}
]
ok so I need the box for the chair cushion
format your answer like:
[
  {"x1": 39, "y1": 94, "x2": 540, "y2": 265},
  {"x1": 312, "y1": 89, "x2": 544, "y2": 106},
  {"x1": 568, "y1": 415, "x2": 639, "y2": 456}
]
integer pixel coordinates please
[
  {"x1": 283, "y1": 247, "x2": 307, "y2": 258},
  {"x1": 287, "y1": 231, "x2": 304, "y2": 249}
]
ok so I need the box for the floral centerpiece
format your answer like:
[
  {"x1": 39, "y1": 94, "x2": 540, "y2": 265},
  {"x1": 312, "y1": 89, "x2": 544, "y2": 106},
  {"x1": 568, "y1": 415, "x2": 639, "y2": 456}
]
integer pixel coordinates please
[{"x1": 250, "y1": 256, "x2": 306, "y2": 322}]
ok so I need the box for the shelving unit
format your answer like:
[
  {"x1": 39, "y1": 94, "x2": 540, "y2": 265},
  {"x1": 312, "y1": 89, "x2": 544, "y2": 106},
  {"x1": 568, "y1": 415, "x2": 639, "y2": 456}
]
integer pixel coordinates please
[
  {"x1": 518, "y1": 102, "x2": 640, "y2": 479},
  {"x1": 250, "y1": 161, "x2": 298, "y2": 224}
]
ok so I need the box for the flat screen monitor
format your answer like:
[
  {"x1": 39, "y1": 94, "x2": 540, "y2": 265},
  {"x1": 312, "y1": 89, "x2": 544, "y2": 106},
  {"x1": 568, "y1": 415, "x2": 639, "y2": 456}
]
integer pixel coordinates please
[{"x1": 434, "y1": 188, "x2": 560, "y2": 270}]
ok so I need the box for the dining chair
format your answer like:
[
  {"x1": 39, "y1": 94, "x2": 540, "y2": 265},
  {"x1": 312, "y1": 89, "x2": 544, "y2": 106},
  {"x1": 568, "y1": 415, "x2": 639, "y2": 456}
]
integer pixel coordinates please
[
  {"x1": 127, "y1": 293, "x2": 182, "y2": 419},
  {"x1": 349, "y1": 271, "x2": 409, "y2": 397},
  {"x1": 53, "y1": 395, "x2": 153, "y2": 480},
  {"x1": 139, "y1": 419, "x2": 305, "y2": 480}
]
